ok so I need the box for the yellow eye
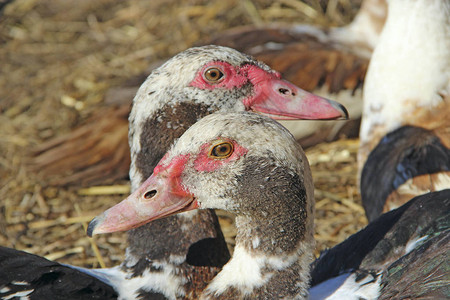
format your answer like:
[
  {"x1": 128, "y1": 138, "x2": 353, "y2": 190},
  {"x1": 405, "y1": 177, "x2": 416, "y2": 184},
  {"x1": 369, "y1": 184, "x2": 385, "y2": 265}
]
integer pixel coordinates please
[
  {"x1": 204, "y1": 67, "x2": 224, "y2": 83},
  {"x1": 209, "y1": 142, "x2": 233, "y2": 159}
]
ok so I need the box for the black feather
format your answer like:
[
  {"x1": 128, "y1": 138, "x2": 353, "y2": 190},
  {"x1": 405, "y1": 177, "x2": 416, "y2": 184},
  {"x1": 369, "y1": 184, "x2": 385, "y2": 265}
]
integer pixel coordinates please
[{"x1": 361, "y1": 126, "x2": 450, "y2": 221}]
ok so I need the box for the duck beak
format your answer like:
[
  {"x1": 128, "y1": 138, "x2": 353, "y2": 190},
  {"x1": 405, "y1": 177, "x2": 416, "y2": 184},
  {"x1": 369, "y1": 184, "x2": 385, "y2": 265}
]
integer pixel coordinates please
[
  {"x1": 246, "y1": 73, "x2": 348, "y2": 120},
  {"x1": 87, "y1": 160, "x2": 196, "y2": 237}
]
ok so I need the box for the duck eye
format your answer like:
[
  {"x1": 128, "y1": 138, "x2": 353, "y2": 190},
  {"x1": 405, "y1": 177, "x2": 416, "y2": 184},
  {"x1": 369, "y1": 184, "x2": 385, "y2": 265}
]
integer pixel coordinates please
[
  {"x1": 209, "y1": 142, "x2": 233, "y2": 159},
  {"x1": 204, "y1": 67, "x2": 224, "y2": 83}
]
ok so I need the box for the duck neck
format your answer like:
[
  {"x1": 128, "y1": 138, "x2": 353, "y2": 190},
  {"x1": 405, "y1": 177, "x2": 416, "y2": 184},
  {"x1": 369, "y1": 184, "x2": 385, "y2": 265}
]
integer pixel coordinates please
[
  {"x1": 203, "y1": 214, "x2": 314, "y2": 300},
  {"x1": 203, "y1": 158, "x2": 315, "y2": 299},
  {"x1": 123, "y1": 99, "x2": 230, "y2": 298}
]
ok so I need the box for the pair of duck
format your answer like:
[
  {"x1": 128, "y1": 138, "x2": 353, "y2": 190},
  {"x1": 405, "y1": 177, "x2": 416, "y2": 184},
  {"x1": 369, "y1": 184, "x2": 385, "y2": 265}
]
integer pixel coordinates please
[
  {"x1": 1, "y1": 0, "x2": 449, "y2": 299},
  {"x1": 32, "y1": 0, "x2": 386, "y2": 186}
]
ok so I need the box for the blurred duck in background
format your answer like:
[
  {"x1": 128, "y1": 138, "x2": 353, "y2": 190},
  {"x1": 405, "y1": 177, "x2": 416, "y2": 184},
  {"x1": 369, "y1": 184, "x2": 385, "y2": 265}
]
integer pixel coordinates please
[{"x1": 357, "y1": 0, "x2": 450, "y2": 221}]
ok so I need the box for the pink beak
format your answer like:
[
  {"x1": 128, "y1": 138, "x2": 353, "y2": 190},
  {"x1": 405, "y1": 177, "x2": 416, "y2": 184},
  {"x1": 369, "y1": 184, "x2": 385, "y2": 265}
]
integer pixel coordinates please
[
  {"x1": 87, "y1": 157, "x2": 196, "y2": 237},
  {"x1": 245, "y1": 67, "x2": 348, "y2": 120}
]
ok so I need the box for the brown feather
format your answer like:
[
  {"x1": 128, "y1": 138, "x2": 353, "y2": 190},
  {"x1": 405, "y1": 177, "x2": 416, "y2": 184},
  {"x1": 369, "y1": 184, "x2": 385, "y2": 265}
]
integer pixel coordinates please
[{"x1": 31, "y1": 106, "x2": 130, "y2": 186}]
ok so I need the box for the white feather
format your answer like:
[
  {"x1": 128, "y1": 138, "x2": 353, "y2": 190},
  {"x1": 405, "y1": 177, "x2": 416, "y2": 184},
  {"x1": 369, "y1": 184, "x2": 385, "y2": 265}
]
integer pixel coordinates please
[{"x1": 309, "y1": 272, "x2": 380, "y2": 300}]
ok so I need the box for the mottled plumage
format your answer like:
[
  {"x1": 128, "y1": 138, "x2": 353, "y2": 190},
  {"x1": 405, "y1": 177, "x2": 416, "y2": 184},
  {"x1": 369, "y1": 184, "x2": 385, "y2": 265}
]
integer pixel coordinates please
[
  {"x1": 91, "y1": 112, "x2": 449, "y2": 299},
  {"x1": 90, "y1": 112, "x2": 316, "y2": 299}
]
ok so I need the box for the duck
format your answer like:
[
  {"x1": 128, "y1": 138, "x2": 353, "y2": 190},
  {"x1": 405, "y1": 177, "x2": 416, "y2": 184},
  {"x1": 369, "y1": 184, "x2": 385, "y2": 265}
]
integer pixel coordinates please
[
  {"x1": 88, "y1": 112, "x2": 316, "y2": 299},
  {"x1": 357, "y1": 0, "x2": 450, "y2": 221},
  {"x1": 0, "y1": 46, "x2": 347, "y2": 299},
  {"x1": 32, "y1": 0, "x2": 386, "y2": 187},
  {"x1": 87, "y1": 112, "x2": 449, "y2": 299}
]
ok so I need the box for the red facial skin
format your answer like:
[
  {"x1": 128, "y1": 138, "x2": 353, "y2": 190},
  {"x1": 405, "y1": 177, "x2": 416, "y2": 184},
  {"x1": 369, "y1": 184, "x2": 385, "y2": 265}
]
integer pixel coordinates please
[
  {"x1": 87, "y1": 140, "x2": 249, "y2": 236},
  {"x1": 189, "y1": 61, "x2": 348, "y2": 120},
  {"x1": 87, "y1": 154, "x2": 195, "y2": 236},
  {"x1": 194, "y1": 139, "x2": 248, "y2": 172},
  {"x1": 189, "y1": 61, "x2": 250, "y2": 90}
]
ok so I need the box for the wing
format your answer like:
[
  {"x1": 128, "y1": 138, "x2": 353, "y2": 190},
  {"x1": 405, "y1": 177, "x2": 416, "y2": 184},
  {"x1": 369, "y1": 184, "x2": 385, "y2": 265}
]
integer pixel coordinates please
[{"x1": 0, "y1": 246, "x2": 118, "y2": 300}]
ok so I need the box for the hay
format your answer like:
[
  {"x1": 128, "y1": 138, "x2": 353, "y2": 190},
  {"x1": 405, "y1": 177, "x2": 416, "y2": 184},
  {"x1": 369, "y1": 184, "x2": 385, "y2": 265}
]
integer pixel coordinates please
[{"x1": 0, "y1": 0, "x2": 365, "y2": 268}]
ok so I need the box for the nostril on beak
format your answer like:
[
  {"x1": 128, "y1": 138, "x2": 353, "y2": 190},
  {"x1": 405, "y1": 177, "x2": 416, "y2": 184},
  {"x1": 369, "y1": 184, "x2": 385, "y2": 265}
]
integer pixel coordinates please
[
  {"x1": 278, "y1": 88, "x2": 295, "y2": 96},
  {"x1": 144, "y1": 190, "x2": 157, "y2": 199},
  {"x1": 279, "y1": 88, "x2": 289, "y2": 95}
]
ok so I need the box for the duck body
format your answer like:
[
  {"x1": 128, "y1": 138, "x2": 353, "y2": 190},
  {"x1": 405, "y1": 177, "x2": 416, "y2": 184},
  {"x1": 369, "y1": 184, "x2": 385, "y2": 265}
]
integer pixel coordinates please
[
  {"x1": 318, "y1": 0, "x2": 450, "y2": 293},
  {"x1": 361, "y1": 126, "x2": 450, "y2": 219},
  {"x1": 335, "y1": 0, "x2": 450, "y2": 287},
  {"x1": 90, "y1": 112, "x2": 449, "y2": 299}
]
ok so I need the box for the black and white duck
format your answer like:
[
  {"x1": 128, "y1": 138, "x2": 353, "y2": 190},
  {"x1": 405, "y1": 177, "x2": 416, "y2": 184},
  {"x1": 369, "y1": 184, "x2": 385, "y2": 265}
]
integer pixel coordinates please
[
  {"x1": 88, "y1": 112, "x2": 449, "y2": 299},
  {"x1": 0, "y1": 46, "x2": 347, "y2": 300},
  {"x1": 89, "y1": 112, "x2": 317, "y2": 299}
]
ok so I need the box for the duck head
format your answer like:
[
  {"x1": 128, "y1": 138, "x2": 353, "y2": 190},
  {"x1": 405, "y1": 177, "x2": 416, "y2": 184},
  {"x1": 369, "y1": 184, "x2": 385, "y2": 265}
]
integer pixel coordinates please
[{"x1": 89, "y1": 112, "x2": 313, "y2": 238}]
